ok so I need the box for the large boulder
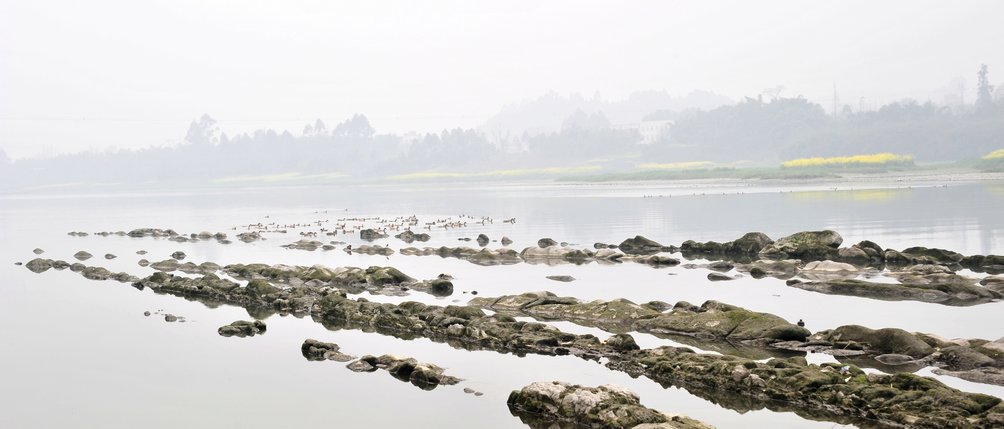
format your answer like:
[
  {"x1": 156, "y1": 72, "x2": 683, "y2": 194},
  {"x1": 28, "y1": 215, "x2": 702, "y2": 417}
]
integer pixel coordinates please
[
  {"x1": 822, "y1": 325, "x2": 934, "y2": 358},
  {"x1": 759, "y1": 230, "x2": 843, "y2": 260},
  {"x1": 634, "y1": 300, "x2": 809, "y2": 341},
  {"x1": 618, "y1": 235, "x2": 665, "y2": 255}
]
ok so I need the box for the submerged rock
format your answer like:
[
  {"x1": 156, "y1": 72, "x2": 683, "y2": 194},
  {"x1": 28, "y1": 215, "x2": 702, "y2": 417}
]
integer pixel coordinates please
[
  {"x1": 545, "y1": 275, "x2": 576, "y2": 282},
  {"x1": 218, "y1": 320, "x2": 267, "y2": 337},
  {"x1": 73, "y1": 251, "x2": 93, "y2": 261}
]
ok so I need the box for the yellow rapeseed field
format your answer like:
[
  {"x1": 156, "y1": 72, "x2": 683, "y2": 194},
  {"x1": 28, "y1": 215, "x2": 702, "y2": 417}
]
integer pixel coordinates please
[
  {"x1": 982, "y1": 149, "x2": 1004, "y2": 160},
  {"x1": 781, "y1": 153, "x2": 913, "y2": 169}
]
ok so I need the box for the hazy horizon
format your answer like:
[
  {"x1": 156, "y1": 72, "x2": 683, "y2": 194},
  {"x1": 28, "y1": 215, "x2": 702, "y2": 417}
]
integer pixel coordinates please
[{"x1": 3, "y1": 0, "x2": 1003, "y2": 159}]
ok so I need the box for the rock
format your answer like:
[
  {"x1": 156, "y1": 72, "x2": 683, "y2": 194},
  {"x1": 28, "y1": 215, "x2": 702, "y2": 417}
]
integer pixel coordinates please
[
  {"x1": 360, "y1": 229, "x2": 389, "y2": 241},
  {"x1": 802, "y1": 260, "x2": 858, "y2": 273},
  {"x1": 136, "y1": 250, "x2": 147, "y2": 255},
  {"x1": 150, "y1": 259, "x2": 181, "y2": 271},
  {"x1": 789, "y1": 278, "x2": 1000, "y2": 306},
  {"x1": 73, "y1": 251, "x2": 93, "y2": 261},
  {"x1": 937, "y1": 346, "x2": 996, "y2": 370},
  {"x1": 137, "y1": 259, "x2": 150, "y2": 267},
  {"x1": 345, "y1": 354, "x2": 461, "y2": 390},
  {"x1": 104, "y1": 253, "x2": 117, "y2": 260},
  {"x1": 759, "y1": 230, "x2": 843, "y2": 260},
  {"x1": 218, "y1": 320, "x2": 267, "y2": 337},
  {"x1": 520, "y1": 246, "x2": 592, "y2": 264},
  {"x1": 32, "y1": 248, "x2": 44, "y2": 255},
  {"x1": 346, "y1": 359, "x2": 376, "y2": 372},
  {"x1": 282, "y1": 239, "x2": 323, "y2": 251},
  {"x1": 741, "y1": 259, "x2": 800, "y2": 279},
  {"x1": 707, "y1": 272, "x2": 733, "y2": 281},
  {"x1": 635, "y1": 300, "x2": 810, "y2": 341},
  {"x1": 605, "y1": 334, "x2": 640, "y2": 352},
  {"x1": 246, "y1": 279, "x2": 279, "y2": 296},
  {"x1": 546, "y1": 275, "x2": 576, "y2": 282},
  {"x1": 299, "y1": 339, "x2": 355, "y2": 363},
  {"x1": 394, "y1": 230, "x2": 430, "y2": 243},
  {"x1": 476, "y1": 234, "x2": 490, "y2": 247},
  {"x1": 962, "y1": 254, "x2": 1004, "y2": 274},
  {"x1": 500, "y1": 236, "x2": 512, "y2": 246},
  {"x1": 164, "y1": 314, "x2": 179, "y2": 322},
  {"x1": 507, "y1": 382, "x2": 681, "y2": 429},
  {"x1": 901, "y1": 246, "x2": 965, "y2": 265},
  {"x1": 618, "y1": 235, "x2": 665, "y2": 255},
  {"x1": 143, "y1": 311, "x2": 151, "y2": 316},
  {"x1": 171, "y1": 251, "x2": 186, "y2": 260},
  {"x1": 875, "y1": 354, "x2": 919, "y2": 365},
  {"x1": 25, "y1": 258, "x2": 54, "y2": 273},
  {"x1": 681, "y1": 232, "x2": 773, "y2": 259},
  {"x1": 237, "y1": 232, "x2": 261, "y2": 243},
  {"x1": 537, "y1": 238, "x2": 557, "y2": 248},
  {"x1": 822, "y1": 325, "x2": 933, "y2": 358}
]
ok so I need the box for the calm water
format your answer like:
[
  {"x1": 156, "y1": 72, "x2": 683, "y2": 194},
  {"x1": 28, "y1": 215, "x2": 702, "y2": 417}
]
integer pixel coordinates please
[{"x1": 2, "y1": 179, "x2": 1004, "y2": 428}]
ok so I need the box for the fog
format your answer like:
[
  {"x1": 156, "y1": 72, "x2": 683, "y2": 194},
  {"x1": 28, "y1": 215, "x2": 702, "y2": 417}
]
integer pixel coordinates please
[{"x1": 2, "y1": 0, "x2": 1003, "y2": 161}]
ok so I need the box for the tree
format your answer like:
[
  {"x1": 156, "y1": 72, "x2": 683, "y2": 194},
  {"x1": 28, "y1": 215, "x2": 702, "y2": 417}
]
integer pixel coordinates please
[
  {"x1": 184, "y1": 114, "x2": 220, "y2": 145},
  {"x1": 977, "y1": 64, "x2": 995, "y2": 111},
  {"x1": 333, "y1": 114, "x2": 375, "y2": 138}
]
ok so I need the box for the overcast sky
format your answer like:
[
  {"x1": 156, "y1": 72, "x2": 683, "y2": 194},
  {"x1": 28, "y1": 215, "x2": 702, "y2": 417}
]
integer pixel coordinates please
[{"x1": 1, "y1": 0, "x2": 1002, "y2": 159}]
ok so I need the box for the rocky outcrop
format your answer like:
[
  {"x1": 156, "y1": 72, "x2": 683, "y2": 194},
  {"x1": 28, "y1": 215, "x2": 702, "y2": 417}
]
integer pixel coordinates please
[
  {"x1": 470, "y1": 292, "x2": 660, "y2": 332},
  {"x1": 759, "y1": 230, "x2": 843, "y2": 260},
  {"x1": 345, "y1": 354, "x2": 462, "y2": 390},
  {"x1": 237, "y1": 232, "x2": 262, "y2": 242},
  {"x1": 788, "y1": 278, "x2": 1000, "y2": 306},
  {"x1": 394, "y1": 230, "x2": 430, "y2": 243},
  {"x1": 680, "y1": 232, "x2": 773, "y2": 261},
  {"x1": 360, "y1": 229, "x2": 389, "y2": 241},
  {"x1": 618, "y1": 235, "x2": 668, "y2": 255},
  {"x1": 217, "y1": 320, "x2": 267, "y2": 337},
  {"x1": 223, "y1": 263, "x2": 448, "y2": 297},
  {"x1": 282, "y1": 239, "x2": 323, "y2": 251},
  {"x1": 634, "y1": 300, "x2": 809, "y2": 343},
  {"x1": 301, "y1": 339, "x2": 356, "y2": 362},
  {"x1": 29, "y1": 262, "x2": 1004, "y2": 427},
  {"x1": 400, "y1": 246, "x2": 523, "y2": 266},
  {"x1": 508, "y1": 382, "x2": 711, "y2": 429},
  {"x1": 127, "y1": 228, "x2": 178, "y2": 238}
]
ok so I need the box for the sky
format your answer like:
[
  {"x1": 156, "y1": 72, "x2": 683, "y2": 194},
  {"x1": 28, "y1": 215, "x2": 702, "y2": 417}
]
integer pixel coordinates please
[{"x1": 1, "y1": 0, "x2": 1002, "y2": 159}]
